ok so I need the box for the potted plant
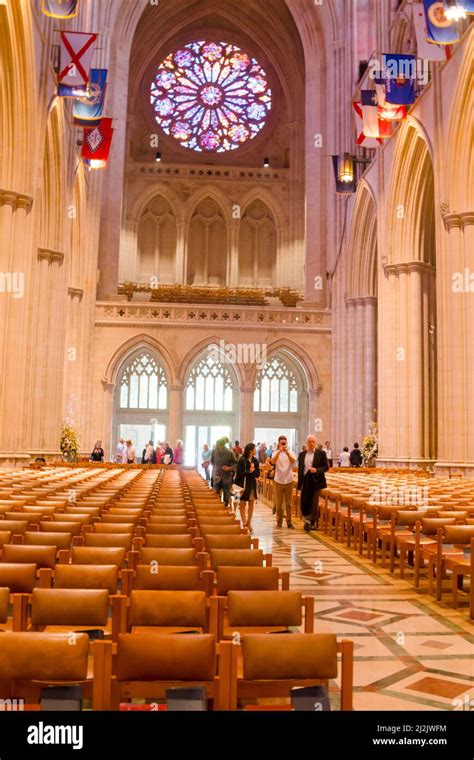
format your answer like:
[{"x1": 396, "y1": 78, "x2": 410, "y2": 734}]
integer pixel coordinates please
[
  {"x1": 362, "y1": 422, "x2": 378, "y2": 467},
  {"x1": 60, "y1": 425, "x2": 79, "y2": 463}
]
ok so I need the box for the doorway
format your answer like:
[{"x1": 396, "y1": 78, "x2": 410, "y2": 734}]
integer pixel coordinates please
[{"x1": 185, "y1": 424, "x2": 232, "y2": 470}]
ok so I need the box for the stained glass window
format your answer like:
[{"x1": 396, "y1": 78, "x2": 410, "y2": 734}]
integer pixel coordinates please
[
  {"x1": 254, "y1": 356, "x2": 299, "y2": 413},
  {"x1": 186, "y1": 352, "x2": 234, "y2": 411},
  {"x1": 151, "y1": 40, "x2": 272, "y2": 153},
  {"x1": 119, "y1": 352, "x2": 168, "y2": 410}
]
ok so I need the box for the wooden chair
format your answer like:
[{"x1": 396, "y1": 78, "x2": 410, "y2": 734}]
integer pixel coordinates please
[
  {"x1": 229, "y1": 633, "x2": 353, "y2": 710},
  {"x1": 101, "y1": 633, "x2": 231, "y2": 710},
  {"x1": 432, "y1": 525, "x2": 474, "y2": 600},
  {"x1": 212, "y1": 566, "x2": 290, "y2": 596},
  {"x1": 0, "y1": 521, "x2": 29, "y2": 543},
  {"x1": 137, "y1": 548, "x2": 201, "y2": 570},
  {"x1": 402, "y1": 517, "x2": 457, "y2": 585},
  {"x1": 54, "y1": 564, "x2": 119, "y2": 594},
  {"x1": 27, "y1": 587, "x2": 126, "y2": 641},
  {"x1": 133, "y1": 565, "x2": 210, "y2": 594},
  {"x1": 0, "y1": 632, "x2": 107, "y2": 709},
  {"x1": 144, "y1": 534, "x2": 193, "y2": 548},
  {"x1": 451, "y1": 538, "x2": 473, "y2": 618},
  {"x1": 219, "y1": 590, "x2": 314, "y2": 641},
  {"x1": 128, "y1": 589, "x2": 218, "y2": 635},
  {"x1": 209, "y1": 549, "x2": 270, "y2": 572}
]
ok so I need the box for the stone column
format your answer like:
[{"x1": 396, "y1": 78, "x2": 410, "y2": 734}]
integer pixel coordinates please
[
  {"x1": 168, "y1": 385, "x2": 184, "y2": 447},
  {"x1": 101, "y1": 381, "x2": 115, "y2": 462},
  {"x1": 308, "y1": 387, "x2": 322, "y2": 440},
  {"x1": 0, "y1": 191, "x2": 34, "y2": 465},
  {"x1": 175, "y1": 222, "x2": 187, "y2": 284},
  {"x1": 378, "y1": 265, "x2": 398, "y2": 462},
  {"x1": 363, "y1": 296, "x2": 377, "y2": 436},
  {"x1": 345, "y1": 298, "x2": 356, "y2": 441},
  {"x1": 462, "y1": 212, "x2": 474, "y2": 467},
  {"x1": 354, "y1": 297, "x2": 365, "y2": 439},
  {"x1": 228, "y1": 222, "x2": 239, "y2": 287},
  {"x1": 239, "y1": 388, "x2": 255, "y2": 446},
  {"x1": 407, "y1": 263, "x2": 424, "y2": 460}
]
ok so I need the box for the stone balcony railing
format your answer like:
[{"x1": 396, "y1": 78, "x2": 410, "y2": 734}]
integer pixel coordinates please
[{"x1": 95, "y1": 301, "x2": 331, "y2": 333}]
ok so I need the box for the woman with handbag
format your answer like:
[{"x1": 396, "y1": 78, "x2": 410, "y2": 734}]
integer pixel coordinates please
[{"x1": 234, "y1": 443, "x2": 260, "y2": 532}]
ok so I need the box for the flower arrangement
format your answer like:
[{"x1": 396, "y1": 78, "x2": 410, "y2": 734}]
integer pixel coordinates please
[
  {"x1": 362, "y1": 421, "x2": 378, "y2": 467},
  {"x1": 60, "y1": 425, "x2": 79, "y2": 462}
]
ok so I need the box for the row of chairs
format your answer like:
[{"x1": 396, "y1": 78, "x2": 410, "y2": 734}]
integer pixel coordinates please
[
  {"x1": 314, "y1": 476, "x2": 474, "y2": 619},
  {"x1": 0, "y1": 465, "x2": 354, "y2": 710}
]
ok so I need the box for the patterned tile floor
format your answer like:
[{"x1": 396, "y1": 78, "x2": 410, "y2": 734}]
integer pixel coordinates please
[{"x1": 248, "y1": 497, "x2": 474, "y2": 711}]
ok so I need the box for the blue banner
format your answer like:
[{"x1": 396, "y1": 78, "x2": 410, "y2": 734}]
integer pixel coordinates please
[
  {"x1": 73, "y1": 69, "x2": 108, "y2": 126},
  {"x1": 382, "y1": 54, "x2": 416, "y2": 105},
  {"x1": 422, "y1": 1, "x2": 460, "y2": 44}
]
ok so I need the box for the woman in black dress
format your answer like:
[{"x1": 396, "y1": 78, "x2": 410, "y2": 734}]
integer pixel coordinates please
[
  {"x1": 235, "y1": 443, "x2": 260, "y2": 531},
  {"x1": 90, "y1": 441, "x2": 104, "y2": 462}
]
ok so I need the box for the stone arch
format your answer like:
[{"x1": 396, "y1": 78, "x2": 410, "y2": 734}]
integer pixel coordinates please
[
  {"x1": 104, "y1": 334, "x2": 177, "y2": 387},
  {"x1": 385, "y1": 120, "x2": 435, "y2": 266},
  {"x1": 345, "y1": 181, "x2": 377, "y2": 299},
  {"x1": 444, "y1": 34, "x2": 474, "y2": 212},
  {"x1": 178, "y1": 336, "x2": 245, "y2": 390}
]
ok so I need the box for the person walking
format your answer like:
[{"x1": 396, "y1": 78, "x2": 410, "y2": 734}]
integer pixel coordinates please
[
  {"x1": 144, "y1": 440, "x2": 155, "y2": 464},
  {"x1": 163, "y1": 443, "x2": 173, "y2": 465},
  {"x1": 90, "y1": 441, "x2": 104, "y2": 462},
  {"x1": 201, "y1": 443, "x2": 211, "y2": 482},
  {"x1": 297, "y1": 435, "x2": 329, "y2": 531},
  {"x1": 211, "y1": 438, "x2": 237, "y2": 507},
  {"x1": 323, "y1": 441, "x2": 333, "y2": 468},
  {"x1": 173, "y1": 439, "x2": 184, "y2": 465},
  {"x1": 271, "y1": 435, "x2": 296, "y2": 529},
  {"x1": 234, "y1": 443, "x2": 260, "y2": 531},
  {"x1": 350, "y1": 442, "x2": 363, "y2": 467},
  {"x1": 232, "y1": 440, "x2": 243, "y2": 458},
  {"x1": 115, "y1": 438, "x2": 126, "y2": 464},
  {"x1": 126, "y1": 440, "x2": 136, "y2": 464},
  {"x1": 257, "y1": 442, "x2": 267, "y2": 464}
]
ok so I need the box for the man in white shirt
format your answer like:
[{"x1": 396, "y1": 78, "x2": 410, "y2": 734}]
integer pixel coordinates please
[
  {"x1": 271, "y1": 435, "x2": 296, "y2": 529},
  {"x1": 323, "y1": 441, "x2": 333, "y2": 468}
]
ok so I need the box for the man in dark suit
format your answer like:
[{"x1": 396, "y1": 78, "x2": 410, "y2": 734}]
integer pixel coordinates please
[{"x1": 297, "y1": 435, "x2": 329, "y2": 531}]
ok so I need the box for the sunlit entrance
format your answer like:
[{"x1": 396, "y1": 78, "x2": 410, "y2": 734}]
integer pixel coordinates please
[
  {"x1": 185, "y1": 425, "x2": 232, "y2": 470},
  {"x1": 254, "y1": 427, "x2": 297, "y2": 453}
]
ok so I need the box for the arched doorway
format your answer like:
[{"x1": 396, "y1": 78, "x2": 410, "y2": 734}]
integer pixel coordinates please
[
  {"x1": 253, "y1": 350, "x2": 308, "y2": 452},
  {"x1": 183, "y1": 349, "x2": 239, "y2": 467},
  {"x1": 113, "y1": 349, "x2": 169, "y2": 457}
]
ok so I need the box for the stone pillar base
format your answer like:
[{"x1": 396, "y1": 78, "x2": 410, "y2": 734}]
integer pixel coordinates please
[
  {"x1": 433, "y1": 461, "x2": 474, "y2": 479},
  {"x1": 376, "y1": 457, "x2": 436, "y2": 472},
  {"x1": 0, "y1": 451, "x2": 63, "y2": 469}
]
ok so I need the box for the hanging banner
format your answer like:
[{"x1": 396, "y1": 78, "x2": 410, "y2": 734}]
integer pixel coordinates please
[
  {"x1": 413, "y1": 4, "x2": 449, "y2": 60},
  {"x1": 422, "y1": 1, "x2": 460, "y2": 44},
  {"x1": 42, "y1": 0, "x2": 78, "y2": 19},
  {"x1": 58, "y1": 31, "x2": 97, "y2": 88},
  {"x1": 73, "y1": 69, "x2": 108, "y2": 126},
  {"x1": 82, "y1": 117, "x2": 114, "y2": 169},
  {"x1": 361, "y1": 91, "x2": 392, "y2": 139},
  {"x1": 382, "y1": 54, "x2": 416, "y2": 105},
  {"x1": 353, "y1": 102, "x2": 383, "y2": 148}
]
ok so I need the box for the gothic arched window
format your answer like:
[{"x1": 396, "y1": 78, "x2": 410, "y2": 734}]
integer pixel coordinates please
[
  {"x1": 254, "y1": 355, "x2": 299, "y2": 413},
  {"x1": 119, "y1": 352, "x2": 168, "y2": 410},
  {"x1": 186, "y1": 352, "x2": 234, "y2": 412}
]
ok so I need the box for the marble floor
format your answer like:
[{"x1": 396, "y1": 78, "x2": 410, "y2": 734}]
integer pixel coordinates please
[{"x1": 249, "y1": 498, "x2": 474, "y2": 711}]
